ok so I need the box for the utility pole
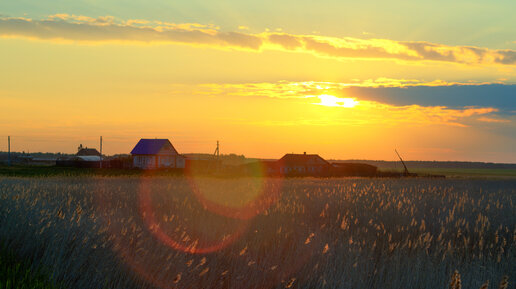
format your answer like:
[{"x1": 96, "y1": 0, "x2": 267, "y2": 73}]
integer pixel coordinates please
[
  {"x1": 7, "y1": 136, "x2": 11, "y2": 167},
  {"x1": 100, "y1": 136, "x2": 103, "y2": 169},
  {"x1": 213, "y1": 140, "x2": 220, "y2": 172},
  {"x1": 214, "y1": 140, "x2": 220, "y2": 158}
]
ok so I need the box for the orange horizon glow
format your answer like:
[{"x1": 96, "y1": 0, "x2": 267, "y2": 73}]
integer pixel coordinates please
[{"x1": 0, "y1": 11, "x2": 515, "y2": 163}]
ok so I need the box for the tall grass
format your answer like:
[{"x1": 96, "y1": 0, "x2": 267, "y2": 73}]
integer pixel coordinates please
[
  {"x1": 0, "y1": 241, "x2": 61, "y2": 289},
  {"x1": 0, "y1": 177, "x2": 514, "y2": 289}
]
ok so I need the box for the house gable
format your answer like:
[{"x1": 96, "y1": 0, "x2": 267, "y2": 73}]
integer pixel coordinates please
[
  {"x1": 278, "y1": 153, "x2": 331, "y2": 167},
  {"x1": 307, "y1": 155, "x2": 329, "y2": 165},
  {"x1": 276, "y1": 153, "x2": 332, "y2": 175},
  {"x1": 157, "y1": 141, "x2": 179, "y2": 155},
  {"x1": 77, "y1": 148, "x2": 101, "y2": 156},
  {"x1": 130, "y1": 139, "x2": 179, "y2": 155}
]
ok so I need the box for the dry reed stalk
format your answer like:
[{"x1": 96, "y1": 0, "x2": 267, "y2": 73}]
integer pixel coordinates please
[
  {"x1": 449, "y1": 270, "x2": 462, "y2": 289},
  {"x1": 479, "y1": 280, "x2": 489, "y2": 289},
  {"x1": 498, "y1": 275, "x2": 508, "y2": 289}
]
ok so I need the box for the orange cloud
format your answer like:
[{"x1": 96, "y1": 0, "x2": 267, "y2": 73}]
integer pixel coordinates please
[
  {"x1": 0, "y1": 15, "x2": 515, "y2": 66},
  {"x1": 171, "y1": 81, "x2": 504, "y2": 128},
  {"x1": 349, "y1": 103, "x2": 498, "y2": 128},
  {"x1": 190, "y1": 79, "x2": 502, "y2": 100},
  {"x1": 477, "y1": 117, "x2": 511, "y2": 123},
  {"x1": 240, "y1": 101, "x2": 499, "y2": 128},
  {"x1": 0, "y1": 15, "x2": 261, "y2": 49}
]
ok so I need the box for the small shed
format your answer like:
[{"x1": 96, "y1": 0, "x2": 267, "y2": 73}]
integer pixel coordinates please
[{"x1": 130, "y1": 139, "x2": 185, "y2": 169}]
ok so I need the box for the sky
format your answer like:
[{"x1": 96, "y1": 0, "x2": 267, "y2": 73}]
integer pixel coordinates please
[{"x1": 0, "y1": 0, "x2": 515, "y2": 162}]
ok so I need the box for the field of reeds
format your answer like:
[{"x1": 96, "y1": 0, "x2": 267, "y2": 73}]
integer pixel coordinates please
[{"x1": 0, "y1": 177, "x2": 514, "y2": 289}]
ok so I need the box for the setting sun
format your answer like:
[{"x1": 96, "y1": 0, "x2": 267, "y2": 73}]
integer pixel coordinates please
[{"x1": 312, "y1": 94, "x2": 359, "y2": 108}]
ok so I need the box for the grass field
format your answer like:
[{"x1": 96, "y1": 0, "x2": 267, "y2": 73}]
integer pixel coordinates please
[
  {"x1": 0, "y1": 242, "x2": 60, "y2": 289},
  {"x1": 0, "y1": 165, "x2": 144, "y2": 177},
  {"x1": 2, "y1": 165, "x2": 516, "y2": 179},
  {"x1": 0, "y1": 177, "x2": 514, "y2": 289},
  {"x1": 384, "y1": 167, "x2": 516, "y2": 178}
]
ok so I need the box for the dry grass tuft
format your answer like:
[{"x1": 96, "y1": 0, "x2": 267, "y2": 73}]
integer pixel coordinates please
[
  {"x1": 450, "y1": 270, "x2": 462, "y2": 289},
  {"x1": 498, "y1": 275, "x2": 508, "y2": 289}
]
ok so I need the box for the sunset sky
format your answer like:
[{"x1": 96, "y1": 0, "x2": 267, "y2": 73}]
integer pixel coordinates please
[{"x1": 1, "y1": 0, "x2": 515, "y2": 162}]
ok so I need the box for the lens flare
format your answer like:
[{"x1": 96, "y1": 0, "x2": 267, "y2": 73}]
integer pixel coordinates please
[
  {"x1": 138, "y1": 178, "x2": 249, "y2": 254},
  {"x1": 185, "y1": 161, "x2": 282, "y2": 220},
  {"x1": 93, "y1": 177, "x2": 319, "y2": 289}
]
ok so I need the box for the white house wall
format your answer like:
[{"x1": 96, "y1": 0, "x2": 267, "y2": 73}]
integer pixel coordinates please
[
  {"x1": 133, "y1": 155, "x2": 185, "y2": 169},
  {"x1": 133, "y1": 155, "x2": 155, "y2": 169}
]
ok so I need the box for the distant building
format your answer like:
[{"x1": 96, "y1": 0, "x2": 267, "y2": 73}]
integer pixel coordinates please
[
  {"x1": 277, "y1": 152, "x2": 332, "y2": 176},
  {"x1": 75, "y1": 155, "x2": 101, "y2": 162},
  {"x1": 15, "y1": 153, "x2": 57, "y2": 166},
  {"x1": 130, "y1": 139, "x2": 185, "y2": 169},
  {"x1": 77, "y1": 145, "x2": 101, "y2": 157},
  {"x1": 74, "y1": 145, "x2": 102, "y2": 162}
]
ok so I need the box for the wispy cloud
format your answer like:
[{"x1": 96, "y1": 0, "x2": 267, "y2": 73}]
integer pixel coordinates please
[
  {"x1": 190, "y1": 80, "x2": 516, "y2": 119},
  {"x1": 356, "y1": 104, "x2": 499, "y2": 128},
  {"x1": 190, "y1": 79, "x2": 504, "y2": 99},
  {"x1": 0, "y1": 15, "x2": 261, "y2": 49},
  {"x1": 1, "y1": 14, "x2": 515, "y2": 66},
  {"x1": 240, "y1": 102, "x2": 500, "y2": 128},
  {"x1": 170, "y1": 80, "x2": 509, "y2": 127},
  {"x1": 266, "y1": 33, "x2": 516, "y2": 66},
  {"x1": 477, "y1": 117, "x2": 511, "y2": 123}
]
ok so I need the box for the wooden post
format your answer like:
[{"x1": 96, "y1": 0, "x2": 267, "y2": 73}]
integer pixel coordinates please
[
  {"x1": 7, "y1": 136, "x2": 11, "y2": 167},
  {"x1": 100, "y1": 136, "x2": 103, "y2": 169}
]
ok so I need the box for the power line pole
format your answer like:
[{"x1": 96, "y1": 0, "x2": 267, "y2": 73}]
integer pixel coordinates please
[
  {"x1": 214, "y1": 140, "x2": 219, "y2": 158},
  {"x1": 213, "y1": 140, "x2": 220, "y2": 173},
  {"x1": 7, "y1": 136, "x2": 11, "y2": 167}
]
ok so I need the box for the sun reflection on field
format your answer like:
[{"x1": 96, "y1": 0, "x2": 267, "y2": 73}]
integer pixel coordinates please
[{"x1": 138, "y1": 178, "x2": 249, "y2": 254}]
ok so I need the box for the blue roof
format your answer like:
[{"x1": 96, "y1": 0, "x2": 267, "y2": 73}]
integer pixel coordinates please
[{"x1": 130, "y1": 139, "x2": 178, "y2": 155}]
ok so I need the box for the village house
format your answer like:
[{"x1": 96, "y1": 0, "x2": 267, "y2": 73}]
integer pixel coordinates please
[
  {"x1": 276, "y1": 152, "x2": 332, "y2": 176},
  {"x1": 74, "y1": 144, "x2": 102, "y2": 161},
  {"x1": 130, "y1": 139, "x2": 185, "y2": 169},
  {"x1": 55, "y1": 145, "x2": 102, "y2": 167},
  {"x1": 239, "y1": 152, "x2": 380, "y2": 177},
  {"x1": 77, "y1": 145, "x2": 101, "y2": 157}
]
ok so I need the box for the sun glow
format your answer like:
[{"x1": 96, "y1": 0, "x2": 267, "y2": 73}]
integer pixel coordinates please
[{"x1": 311, "y1": 94, "x2": 359, "y2": 108}]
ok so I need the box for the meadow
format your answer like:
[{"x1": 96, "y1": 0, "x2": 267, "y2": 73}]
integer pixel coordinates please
[
  {"x1": 0, "y1": 177, "x2": 513, "y2": 289},
  {"x1": 384, "y1": 168, "x2": 516, "y2": 179}
]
